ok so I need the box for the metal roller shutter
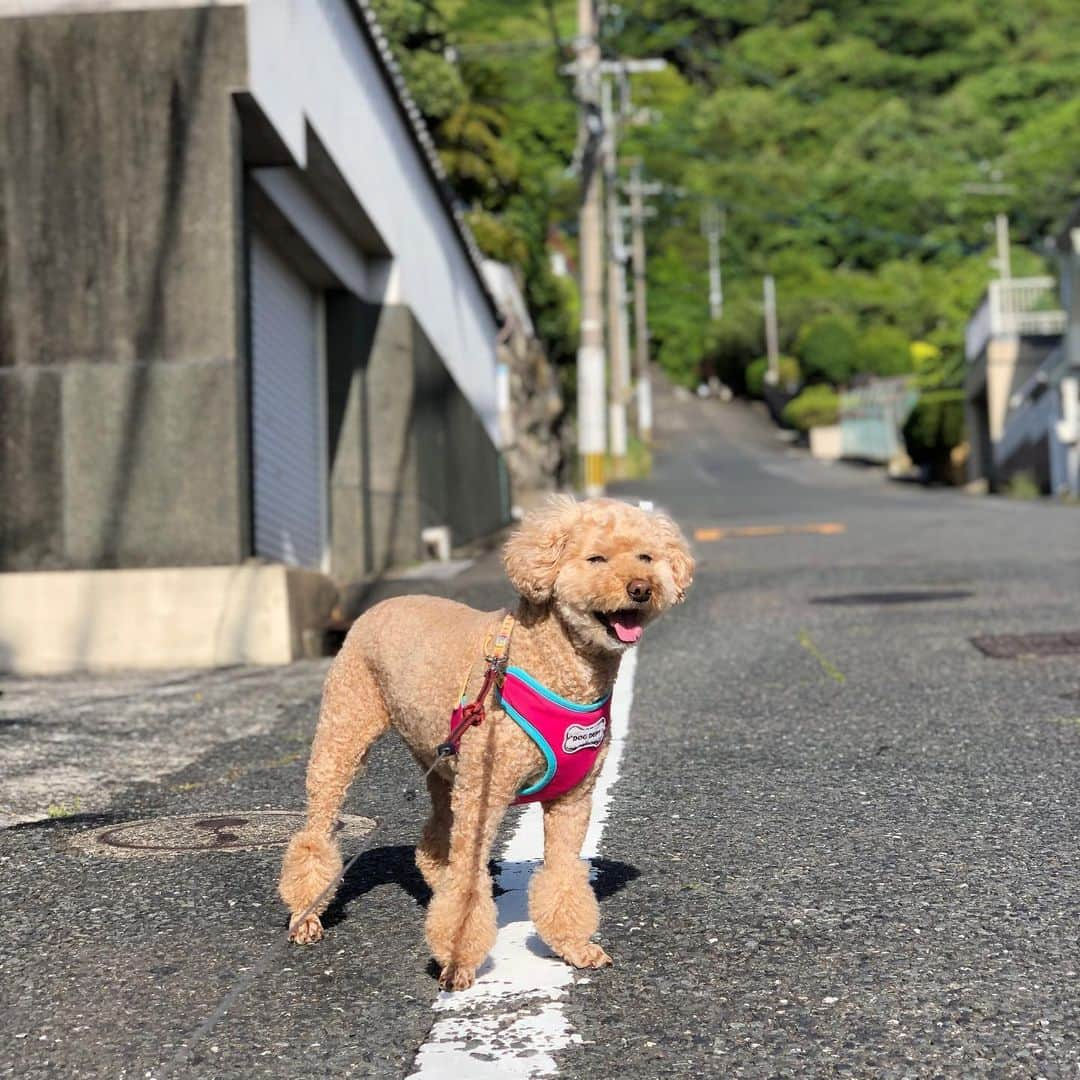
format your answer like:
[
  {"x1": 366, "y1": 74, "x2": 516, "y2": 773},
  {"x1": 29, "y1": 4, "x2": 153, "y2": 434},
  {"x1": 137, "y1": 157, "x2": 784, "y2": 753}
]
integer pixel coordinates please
[{"x1": 249, "y1": 233, "x2": 326, "y2": 569}]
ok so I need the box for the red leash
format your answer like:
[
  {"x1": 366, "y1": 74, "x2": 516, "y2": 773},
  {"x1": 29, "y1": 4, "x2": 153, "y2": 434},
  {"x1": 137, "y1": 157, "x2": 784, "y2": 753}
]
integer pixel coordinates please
[
  {"x1": 434, "y1": 611, "x2": 517, "y2": 760},
  {"x1": 436, "y1": 664, "x2": 500, "y2": 759}
]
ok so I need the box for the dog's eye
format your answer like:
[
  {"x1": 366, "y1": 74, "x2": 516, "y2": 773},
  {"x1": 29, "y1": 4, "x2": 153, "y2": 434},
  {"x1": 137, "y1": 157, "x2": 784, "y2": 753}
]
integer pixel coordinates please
[
  {"x1": 638, "y1": 554, "x2": 653, "y2": 563},
  {"x1": 586, "y1": 555, "x2": 607, "y2": 564}
]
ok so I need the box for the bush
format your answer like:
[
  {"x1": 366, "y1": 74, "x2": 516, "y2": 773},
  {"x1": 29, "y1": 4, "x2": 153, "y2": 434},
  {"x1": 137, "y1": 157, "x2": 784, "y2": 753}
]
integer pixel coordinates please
[
  {"x1": 859, "y1": 325, "x2": 914, "y2": 377},
  {"x1": 745, "y1": 355, "x2": 801, "y2": 398},
  {"x1": 703, "y1": 299, "x2": 763, "y2": 392},
  {"x1": 902, "y1": 393, "x2": 965, "y2": 481},
  {"x1": 745, "y1": 358, "x2": 767, "y2": 398},
  {"x1": 783, "y1": 384, "x2": 840, "y2": 431},
  {"x1": 795, "y1": 315, "x2": 859, "y2": 386}
]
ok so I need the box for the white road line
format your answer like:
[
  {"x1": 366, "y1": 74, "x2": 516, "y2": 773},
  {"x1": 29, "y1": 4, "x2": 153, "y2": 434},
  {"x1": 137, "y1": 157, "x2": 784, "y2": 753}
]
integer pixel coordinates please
[{"x1": 407, "y1": 649, "x2": 638, "y2": 1080}]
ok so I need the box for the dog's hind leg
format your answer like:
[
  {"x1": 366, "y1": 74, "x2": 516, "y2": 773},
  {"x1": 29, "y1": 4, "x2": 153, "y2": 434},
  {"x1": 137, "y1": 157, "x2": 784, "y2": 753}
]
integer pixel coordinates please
[
  {"x1": 279, "y1": 657, "x2": 389, "y2": 944},
  {"x1": 415, "y1": 770, "x2": 452, "y2": 892}
]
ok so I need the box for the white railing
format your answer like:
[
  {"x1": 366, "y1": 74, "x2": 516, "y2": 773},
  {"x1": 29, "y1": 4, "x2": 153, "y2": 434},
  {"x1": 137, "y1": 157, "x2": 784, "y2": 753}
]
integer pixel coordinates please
[{"x1": 965, "y1": 276, "x2": 1066, "y2": 361}]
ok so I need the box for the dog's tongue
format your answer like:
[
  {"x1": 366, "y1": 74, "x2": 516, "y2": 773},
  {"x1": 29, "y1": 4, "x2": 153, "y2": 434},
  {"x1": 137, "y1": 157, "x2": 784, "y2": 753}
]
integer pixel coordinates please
[{"x1": 610, "y1": 612, "x2": 644, "y2": 644}]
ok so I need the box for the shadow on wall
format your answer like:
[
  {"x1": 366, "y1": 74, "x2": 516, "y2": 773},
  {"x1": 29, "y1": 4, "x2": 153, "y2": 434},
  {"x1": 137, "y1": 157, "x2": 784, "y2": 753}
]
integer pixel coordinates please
[
  {"x1": 71, "y1": 9, "x2": 215, "y2": 671},
  {"x1": 326, "y1": 294, "x2": 419, "y2": 586},
  {"x1": 98, "y1": 8, "x2": 213, "y2": 565}
]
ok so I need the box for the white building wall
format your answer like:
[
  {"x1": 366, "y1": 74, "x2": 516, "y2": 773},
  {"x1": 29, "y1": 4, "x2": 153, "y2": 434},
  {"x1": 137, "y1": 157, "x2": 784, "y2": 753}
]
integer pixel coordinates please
[{"x1": 245, "y1": 0, "x2": 501, "y2": 445}]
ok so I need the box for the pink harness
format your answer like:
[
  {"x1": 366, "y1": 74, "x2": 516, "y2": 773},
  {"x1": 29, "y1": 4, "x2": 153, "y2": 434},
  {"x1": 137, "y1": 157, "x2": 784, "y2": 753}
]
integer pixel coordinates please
[
  {"x1": 441, "y1": 614, "x2": 610, "y2": 805},
  {"x1": 497, "y1": 667, "x2": 611, "y2": 805}
]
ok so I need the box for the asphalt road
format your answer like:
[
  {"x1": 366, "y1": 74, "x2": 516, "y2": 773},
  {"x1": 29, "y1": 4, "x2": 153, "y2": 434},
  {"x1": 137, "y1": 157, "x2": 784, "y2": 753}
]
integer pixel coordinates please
[{"x1": 3, "y1": 386, "x2": 1079, "y2": 1079}]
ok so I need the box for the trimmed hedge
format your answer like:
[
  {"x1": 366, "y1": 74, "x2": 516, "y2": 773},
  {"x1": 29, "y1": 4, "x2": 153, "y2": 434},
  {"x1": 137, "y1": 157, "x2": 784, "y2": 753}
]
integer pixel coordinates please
[{"x1": 783, "y1": 384, "x2": 840, "y2": 431}]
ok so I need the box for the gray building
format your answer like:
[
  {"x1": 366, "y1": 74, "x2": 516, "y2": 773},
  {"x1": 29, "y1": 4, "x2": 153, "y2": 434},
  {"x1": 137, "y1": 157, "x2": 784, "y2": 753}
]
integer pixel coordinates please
[
  {"x1": 1047, "y1": 206, "x2": 1080, "y2": 497},
  {"x1": 963, "y1": 207, "x2": 1080, "y2": 497},
  {"x1": 0, "y1": 0, "x2": 510, "y2": 671},
  {"x1": 963, "y1": 276, "x2": 1065, "y2": 491}
]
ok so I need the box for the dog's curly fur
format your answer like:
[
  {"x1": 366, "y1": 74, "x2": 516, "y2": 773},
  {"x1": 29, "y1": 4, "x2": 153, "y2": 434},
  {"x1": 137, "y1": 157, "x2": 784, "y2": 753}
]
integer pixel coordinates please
[{"x1": 279, "y1": 496, "x2": 693, "y2": 990}]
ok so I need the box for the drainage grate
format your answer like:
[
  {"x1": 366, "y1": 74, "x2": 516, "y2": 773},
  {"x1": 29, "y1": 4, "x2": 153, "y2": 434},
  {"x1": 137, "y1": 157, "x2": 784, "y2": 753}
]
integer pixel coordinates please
[
  {"x1": 971, "y1": 631, "x2": 1080, "y2": 660},
  {"x1": 67, "y1": 810, "x2": 377, "y2": 858},
  {"x1": 812, "y1": 590, "x2": 974, "y2": 607}
]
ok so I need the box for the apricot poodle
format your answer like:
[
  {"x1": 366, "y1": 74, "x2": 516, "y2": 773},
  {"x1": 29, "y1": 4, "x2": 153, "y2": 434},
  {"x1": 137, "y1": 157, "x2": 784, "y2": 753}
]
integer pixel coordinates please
[{"x1": 279, "y1": 496, "x2": 693, "y2": 991}]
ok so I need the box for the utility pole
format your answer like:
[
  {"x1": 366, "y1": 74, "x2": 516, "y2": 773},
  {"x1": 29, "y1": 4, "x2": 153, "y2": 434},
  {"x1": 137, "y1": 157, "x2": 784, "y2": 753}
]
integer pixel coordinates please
[
  {"x1": 600, "y1": 56, "x2": 665, "y2": 465},
  {"x1": 575, "y1": 0, "x2": 606, "y2": 495},
  {"x1": 602, "y1": 77, "x2": 630, "y2": 475},
  {"x1": 763, "y1": 275, "x2": 779, "y2": 385},
  {"x1": 702, "y1": 203, "x2": 725, "y2": 320},
  {"x1": 566, "y1": 28, "x2": 664, "y2": 488},
  {"x1": 995, "y1": 212, "x2": 1011, "y2": 281},
  {"x1": 626, "y1": 162, "x2": 661, "y2": 443},
  {"x1": 961, "y1": 177, "x2": 1015, "y2": 281}
]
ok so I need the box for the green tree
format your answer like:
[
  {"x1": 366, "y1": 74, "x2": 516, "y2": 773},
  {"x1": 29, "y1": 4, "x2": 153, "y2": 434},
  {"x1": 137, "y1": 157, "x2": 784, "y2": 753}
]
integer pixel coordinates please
[
  {"x1": 796, "y1": 315, "x2": 860, "y2": 386},
  {"x1": 372, "y1": 0, "x2": 1080, "y2": 409},
  {"x1": 859, "y1": 325, "x2": 914, "y2": 377}
]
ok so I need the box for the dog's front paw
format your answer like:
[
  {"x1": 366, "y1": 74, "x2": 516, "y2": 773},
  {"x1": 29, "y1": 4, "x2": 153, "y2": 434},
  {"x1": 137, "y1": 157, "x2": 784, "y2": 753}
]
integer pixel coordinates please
[
  {"x1": 288, "y1": 913, "x2": 324, "y2": 945},
  {"x1": 438, "y1": 964, "x2": 476, "y2": 992},
  {"x1": 561, "y1": 942, "x2": 613, "y2": 969}
]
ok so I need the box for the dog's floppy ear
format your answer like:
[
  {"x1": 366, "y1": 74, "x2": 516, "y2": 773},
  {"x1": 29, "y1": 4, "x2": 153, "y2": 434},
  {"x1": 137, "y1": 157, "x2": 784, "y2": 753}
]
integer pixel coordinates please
[
  {"x1": 653, "y1": 511, "x2": 695, "y2": 603},
  {"x1": 503, "y1": 495, "x2": 580, "y2": 605}
]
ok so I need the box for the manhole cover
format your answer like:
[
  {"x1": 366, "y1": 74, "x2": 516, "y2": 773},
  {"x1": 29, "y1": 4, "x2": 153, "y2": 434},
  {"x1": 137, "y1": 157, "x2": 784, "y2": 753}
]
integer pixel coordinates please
[
  {"x1": 66, "y1": 811, "x2": 377, "y2": 859},
  {"x1": 971, "y1": 631, "x2": 1080, "y2": 660},
  {"x1": 812, "y1": 590, "x2": 974, "y2": 606}
]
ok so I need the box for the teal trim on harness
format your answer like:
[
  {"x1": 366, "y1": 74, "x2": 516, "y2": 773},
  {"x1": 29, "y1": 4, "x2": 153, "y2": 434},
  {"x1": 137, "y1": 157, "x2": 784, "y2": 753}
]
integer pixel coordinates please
[
  {"x1": 498, "y1": 696, "x2": 558, "y2": 796},
  {"x1": 503, "y1": 666, "x2": 611, "y2": 712}
]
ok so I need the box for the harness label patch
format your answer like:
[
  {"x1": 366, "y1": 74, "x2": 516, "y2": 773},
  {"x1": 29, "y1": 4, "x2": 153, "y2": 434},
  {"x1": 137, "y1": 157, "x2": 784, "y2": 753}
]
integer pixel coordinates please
[{"x1": 563, "y1": 718, "x2": 606, "y2": 754}]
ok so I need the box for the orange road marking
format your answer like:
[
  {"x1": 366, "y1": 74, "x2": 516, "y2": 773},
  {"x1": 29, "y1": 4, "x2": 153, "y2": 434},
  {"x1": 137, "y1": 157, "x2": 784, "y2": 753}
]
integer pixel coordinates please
[{"x1": 694, "y1": 522, "x2": 846, "y2": 541}]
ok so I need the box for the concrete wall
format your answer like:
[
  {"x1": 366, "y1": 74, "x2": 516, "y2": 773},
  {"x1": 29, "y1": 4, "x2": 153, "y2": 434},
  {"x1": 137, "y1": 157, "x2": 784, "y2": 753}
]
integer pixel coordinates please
[
  {"x1": 413, "y1": 317, "x2": 508, "y2": 548},
  {"x1": 0, "y1": 6, "x2": 250, "y2": 570},
  {"x1": 325, "y1": 297, "x2": 507, "y2": 581},
  {"x1": 0, "y1": 563, "x2": 336, "y2": 673},
  {"x1": 965, "y1": 335, "x2": 1060, "y2": 486}
]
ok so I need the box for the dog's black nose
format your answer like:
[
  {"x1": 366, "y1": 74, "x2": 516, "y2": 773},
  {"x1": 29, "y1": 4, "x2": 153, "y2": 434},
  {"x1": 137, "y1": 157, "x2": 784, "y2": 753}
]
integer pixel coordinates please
[{"x1": 627, "y1": 578, "x2": 652, "y2": 603}]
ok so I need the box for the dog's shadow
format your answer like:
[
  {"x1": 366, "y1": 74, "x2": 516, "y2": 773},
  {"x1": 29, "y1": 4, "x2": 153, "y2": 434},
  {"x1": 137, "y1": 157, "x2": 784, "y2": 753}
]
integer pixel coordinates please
[
  {"x1": 322, "y1": 846, "x2": 641, "y2": 935},
  {"x1": 323, "y1": 845, "x2": 430, "y2": 928}
]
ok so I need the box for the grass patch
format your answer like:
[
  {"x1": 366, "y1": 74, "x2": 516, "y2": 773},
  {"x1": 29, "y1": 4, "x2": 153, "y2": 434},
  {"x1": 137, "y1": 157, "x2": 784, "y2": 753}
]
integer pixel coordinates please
[
  {"x1": 46, "y1": 798, "x2": 82, "y2": 819},
  {"x1": 1004, "y1": 471, "x2": 1041, "y2": 500},
  {"x1": 606, "y1": 436, "x2": 653, "y2": 482},
  {"x1": 798, "y1": 630, "x2": 847, "y2": 685}
]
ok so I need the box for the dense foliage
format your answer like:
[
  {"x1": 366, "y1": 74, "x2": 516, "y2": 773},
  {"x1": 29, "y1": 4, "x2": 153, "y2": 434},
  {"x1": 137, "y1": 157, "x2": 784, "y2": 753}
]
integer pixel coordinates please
[
  {"x1": 372, "y1": 0, "x2": 1080, "y2": 435},
  {"x1": 745, "y1": 355, "x2": 800, "y2": 398}
]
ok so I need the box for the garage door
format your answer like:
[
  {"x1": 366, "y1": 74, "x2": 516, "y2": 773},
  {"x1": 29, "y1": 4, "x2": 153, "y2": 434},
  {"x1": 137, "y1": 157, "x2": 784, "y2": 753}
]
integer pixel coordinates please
[{"x1": 249, "y1": 233, "x2": 326, "y2": 569}]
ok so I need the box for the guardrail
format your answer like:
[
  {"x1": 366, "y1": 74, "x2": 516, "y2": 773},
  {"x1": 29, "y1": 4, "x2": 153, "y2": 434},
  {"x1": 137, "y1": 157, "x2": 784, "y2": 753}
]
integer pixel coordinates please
[{"x1": 965, "y1": 277, "x2": 1066, "y2": 361}]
